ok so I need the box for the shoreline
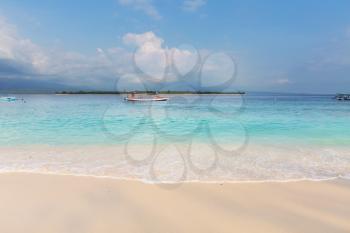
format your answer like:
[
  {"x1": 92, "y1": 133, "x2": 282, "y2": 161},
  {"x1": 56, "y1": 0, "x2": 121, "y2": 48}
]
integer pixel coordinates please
[
  {"x1": 0, "y1": 170, "x2": 347, "y2": 184},
  {"x1": 1, "y1": 172, "x2": 350, "y2": 233},
  {"x1": 1, "y1": 143, "x2": 350, "y2": 183}
]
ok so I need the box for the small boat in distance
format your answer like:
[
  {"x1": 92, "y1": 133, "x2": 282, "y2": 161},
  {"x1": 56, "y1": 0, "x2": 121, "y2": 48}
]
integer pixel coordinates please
[
  {"x1": 335, "y1": 94, "x2": 350, "y2": 101},
  {"x1": 0, "y1": 96, "x2": 17, "y2": 102},
  {"x1": 124, "y1": 92, "x2": 169, "y2": 102}
]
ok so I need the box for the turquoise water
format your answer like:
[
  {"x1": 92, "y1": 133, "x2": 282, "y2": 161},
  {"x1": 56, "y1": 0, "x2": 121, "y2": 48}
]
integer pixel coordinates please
[
  {"x1": 1, "y1": 93, "x2": 350, "y2": 182},
  {"x1": 0, "y1": 94, "x2": 349, "y2": 146}
]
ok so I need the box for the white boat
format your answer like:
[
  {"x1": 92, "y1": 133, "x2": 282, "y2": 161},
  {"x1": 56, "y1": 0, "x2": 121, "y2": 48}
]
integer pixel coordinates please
[
  {"x1": 0, "y1": 96, "x2": 17, "y2": 102},
  {"x1": 124, "y1": 97, "x2": 169, "y2": 102},
  {"x1": 124, "y1": 92, "x2": 169, "y2": 102},
  {"x1": 335, "y1": 94, "x2": 350, "y2": 101}
]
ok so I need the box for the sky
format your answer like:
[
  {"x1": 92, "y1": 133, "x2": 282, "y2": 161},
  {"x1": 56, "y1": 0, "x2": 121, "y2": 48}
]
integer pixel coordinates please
[{"x1": 1, "y1": 0, "x2": 350, "y2": 93}]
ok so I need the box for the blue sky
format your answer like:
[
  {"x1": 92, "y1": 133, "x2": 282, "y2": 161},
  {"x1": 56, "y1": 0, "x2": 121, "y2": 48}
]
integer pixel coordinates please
[{"x1": 1, "y1": 0, "x2": 350, "y2": 93}]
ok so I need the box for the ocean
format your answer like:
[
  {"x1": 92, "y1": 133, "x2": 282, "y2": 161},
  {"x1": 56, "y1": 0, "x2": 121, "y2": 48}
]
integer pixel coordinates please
[{"x1": 0, "y1": 93, "x2": 349, "y2": 183}]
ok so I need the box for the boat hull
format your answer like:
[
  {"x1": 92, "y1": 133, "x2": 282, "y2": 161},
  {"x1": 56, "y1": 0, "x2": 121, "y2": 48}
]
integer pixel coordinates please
[
  {"x1": 0, "y1": 97, "x2": 17, "y2": 102},
  {"x1": 124, "y1": 97, "x2": 169, "y2": 102}
]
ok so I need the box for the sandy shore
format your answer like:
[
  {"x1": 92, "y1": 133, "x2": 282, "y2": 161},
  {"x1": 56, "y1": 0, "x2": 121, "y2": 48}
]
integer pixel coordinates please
[{"x1": 0, "y1": 173, "x2": 350, "y2": 233}]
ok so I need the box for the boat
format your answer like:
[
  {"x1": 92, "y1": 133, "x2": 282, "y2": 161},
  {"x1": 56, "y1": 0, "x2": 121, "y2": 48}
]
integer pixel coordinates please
[
  {"x1": 124, "y1": 96, "x2": 169, "y2": 102},
  {"x1": 0, "y1": 96, "x2": 17, "y2": 102},
  {"x1": 335, "y1": 94, "x2": 350, "y2": 101},
  {"x1": 124, "y1": 92, "x2": 169, "y2": 102}
]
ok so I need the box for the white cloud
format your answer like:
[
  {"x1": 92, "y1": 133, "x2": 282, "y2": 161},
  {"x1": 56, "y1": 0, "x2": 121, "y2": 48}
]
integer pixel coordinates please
[
  {"x1": 182, "y1": 0, "x2": 206, "y2": 12},
  {"x1": 1, "y1": 16, "x2": 236, "y2": 90},
  {"x1": 0, "y1": 17, "x2": 203, "y2": 88},
  {"x1": 200, "y1": 52, "x2": 236, "y2": 87},
  {"x1": 118, "y1": 0, "x2": 161, "y2": 20},
  {"x1": 0, "y1": 16, "x2": 48, "y2": 73},
  {"x1": 275, "y1": 78, "x2": 290, "y2": 85},
  {"x1": 122, "y1": 32, "x2": 204, "y2": 82},
  {"x1": 0, "y1": 16, "x2": 135, "y2": 87},
  {"x1": 123, "y1": 31, "x2": 163, "y2": 47},
  {"x1": 172, "y1": 44, "x2": 199, "y2": 76},
  {"x1": 123, "y1": 32, "x2": 237, "y2": 90}
]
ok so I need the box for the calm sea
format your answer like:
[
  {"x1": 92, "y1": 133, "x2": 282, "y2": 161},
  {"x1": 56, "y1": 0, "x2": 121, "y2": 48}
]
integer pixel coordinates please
[{"x1": 0, "y1": 93, "x2": 349, "y2": 182}]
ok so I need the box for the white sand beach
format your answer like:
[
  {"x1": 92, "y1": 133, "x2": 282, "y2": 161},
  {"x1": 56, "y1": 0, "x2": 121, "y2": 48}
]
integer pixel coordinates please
[{"x1": 0, "y1": 173, "x2": 350, "y2": 233}]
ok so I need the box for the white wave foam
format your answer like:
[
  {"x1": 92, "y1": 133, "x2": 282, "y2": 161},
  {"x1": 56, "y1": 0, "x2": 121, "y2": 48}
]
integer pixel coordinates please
[{"x1": 0, "y1": 144, "x2": 350, "y2": 183}]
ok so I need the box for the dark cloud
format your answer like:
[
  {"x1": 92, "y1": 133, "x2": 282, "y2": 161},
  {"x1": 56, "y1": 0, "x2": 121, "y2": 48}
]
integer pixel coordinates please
[{"x1": 0, "y1": 58, "x2": 34, "y2": 76}]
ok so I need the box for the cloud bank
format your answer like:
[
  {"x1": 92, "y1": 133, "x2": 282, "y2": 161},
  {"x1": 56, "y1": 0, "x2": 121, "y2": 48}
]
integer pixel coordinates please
[
  {"x1": 0, "y1": 16, "x2": 131, "y2": 89},
  {"x1": 0, "y1": 16, "x2": 235, "y2": 91}
]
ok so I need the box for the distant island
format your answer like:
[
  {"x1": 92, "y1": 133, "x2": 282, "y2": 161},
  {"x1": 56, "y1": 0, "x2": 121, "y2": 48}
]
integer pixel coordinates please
[{"x1": 55, "y1": 90, "x2": 246, "y2": 95}]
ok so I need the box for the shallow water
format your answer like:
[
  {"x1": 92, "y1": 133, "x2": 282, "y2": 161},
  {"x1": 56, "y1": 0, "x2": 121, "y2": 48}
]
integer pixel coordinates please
[{"x1": 0, "y1": 94, "x2": 350, "y2": 182}]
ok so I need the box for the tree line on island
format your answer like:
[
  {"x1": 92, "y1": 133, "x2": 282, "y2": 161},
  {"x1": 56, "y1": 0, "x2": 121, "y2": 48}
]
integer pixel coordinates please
[{"x1": 56, "y1": 90, "x2": 246, "y2": 95}]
